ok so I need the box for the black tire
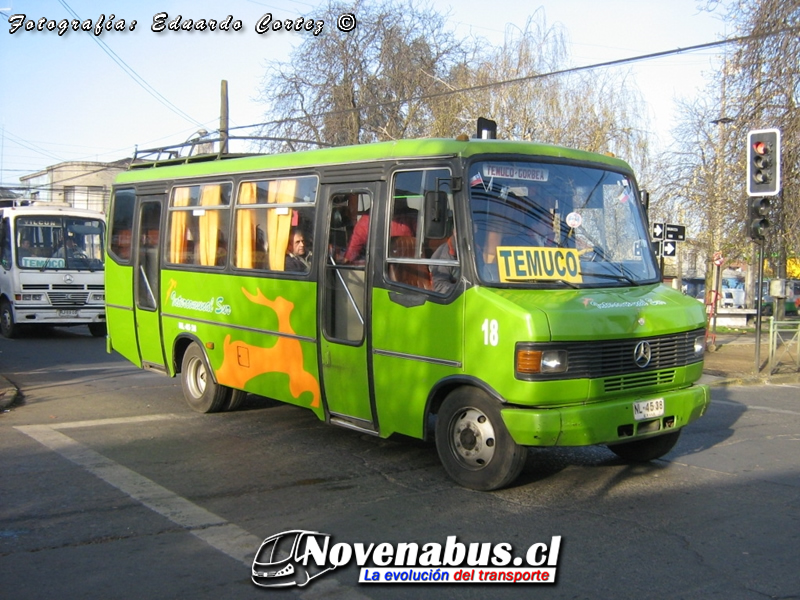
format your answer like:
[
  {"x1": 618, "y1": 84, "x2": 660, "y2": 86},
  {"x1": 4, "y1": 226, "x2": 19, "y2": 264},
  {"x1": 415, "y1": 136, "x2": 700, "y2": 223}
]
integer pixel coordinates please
[
  {"x1": 1, "y1": 299, "x2": 19, "y2": 339},
  {"x1": 224, "y1": 390, "x2": 248, "y2": 411},
  {"x1": 607, "y1": 429, "x2": 682, "y2": 462},
  {"x1": 180, "y1": 343, "x2": 229, "y2": 413},
  {"x1": 435, "y1": 387, "x2": 527, "y2": 491},
  {"x1": 88, "y1": 323, "x2": 107, "y2": 337}
]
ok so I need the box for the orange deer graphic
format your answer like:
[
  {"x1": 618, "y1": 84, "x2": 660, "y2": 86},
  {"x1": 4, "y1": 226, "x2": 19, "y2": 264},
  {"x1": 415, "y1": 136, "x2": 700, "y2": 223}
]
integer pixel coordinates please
[{"x1": 215, "y1": 287, "x2": 320, "y2": 408}]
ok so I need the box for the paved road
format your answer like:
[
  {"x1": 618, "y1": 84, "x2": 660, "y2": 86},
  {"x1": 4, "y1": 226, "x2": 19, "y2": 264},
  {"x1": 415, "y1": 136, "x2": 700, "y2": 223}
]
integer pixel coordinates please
[{"x1": 1, "y1": 327, "x2": 799, "y2": 599}]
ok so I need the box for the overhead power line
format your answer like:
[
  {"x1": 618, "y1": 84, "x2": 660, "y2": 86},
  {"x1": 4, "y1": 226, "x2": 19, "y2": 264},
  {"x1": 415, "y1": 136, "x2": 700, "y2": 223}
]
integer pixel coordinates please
[
  {"x1": 57, "y1": 0, "x2": 204, "y2": 128},
  {"x1": 242, "y1": 25, "x2": 800, "y2": 130}
]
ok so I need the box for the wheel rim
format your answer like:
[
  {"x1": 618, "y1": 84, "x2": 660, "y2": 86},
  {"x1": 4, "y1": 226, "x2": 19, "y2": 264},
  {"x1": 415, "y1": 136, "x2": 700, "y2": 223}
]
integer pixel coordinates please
[
  {"x1": 1, "y1": 308, "x2": 12, "y2": 333},
  {"x1": 447, "y1": 407, "x2": 496, "y2": 470},
  {"x1": 185, "y1": 355, "x2": 207, "y2": 399}
]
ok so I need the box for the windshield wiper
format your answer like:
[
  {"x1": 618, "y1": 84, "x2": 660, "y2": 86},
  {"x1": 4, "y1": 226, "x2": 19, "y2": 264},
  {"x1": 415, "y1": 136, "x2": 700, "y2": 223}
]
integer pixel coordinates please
[{"x1": 584, "y1": 272, "x2": 637, "y2": 285}]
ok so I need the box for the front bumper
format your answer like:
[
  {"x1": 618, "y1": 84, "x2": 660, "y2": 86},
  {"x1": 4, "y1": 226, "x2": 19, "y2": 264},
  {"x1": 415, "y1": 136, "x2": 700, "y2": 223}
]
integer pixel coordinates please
[
  {"x1": 14, "y1": 306, "x2": 106, "y2": 324},
  {"x1": 501, "y1": 383, "x2": 710, "y2": 447}
]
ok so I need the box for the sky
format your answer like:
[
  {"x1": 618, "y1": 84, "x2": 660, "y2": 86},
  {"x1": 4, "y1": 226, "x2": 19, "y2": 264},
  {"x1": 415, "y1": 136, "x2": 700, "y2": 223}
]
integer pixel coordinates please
[{"x1": 0, "y1": 0, "x2": 730, "y2": 187}]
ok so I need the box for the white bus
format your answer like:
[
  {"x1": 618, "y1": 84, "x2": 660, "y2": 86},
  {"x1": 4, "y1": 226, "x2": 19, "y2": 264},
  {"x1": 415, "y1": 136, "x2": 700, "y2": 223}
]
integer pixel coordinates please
[{"x1": 0, "y1": 203, "x2": 106, "y2": 338}]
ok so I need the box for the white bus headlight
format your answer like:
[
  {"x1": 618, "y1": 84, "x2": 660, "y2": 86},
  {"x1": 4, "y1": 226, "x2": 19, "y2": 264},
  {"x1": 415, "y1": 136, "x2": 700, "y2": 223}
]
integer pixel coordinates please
[
  {"x1": 694, "y1": 336, "x2": 705, "y2": 357},
  {"x1": 516, "y1": 345, "x2": 568, "y2": 377}
]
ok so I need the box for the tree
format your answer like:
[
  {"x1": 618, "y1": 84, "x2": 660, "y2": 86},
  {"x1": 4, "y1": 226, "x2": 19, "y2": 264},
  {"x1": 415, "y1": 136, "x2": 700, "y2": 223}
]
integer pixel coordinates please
[
  {"x1": 699, "y1": 1, "x2": 800, "y2": 308},
  {"x1": 256, "y1": 0, "x2": 475, "y2": 150}
]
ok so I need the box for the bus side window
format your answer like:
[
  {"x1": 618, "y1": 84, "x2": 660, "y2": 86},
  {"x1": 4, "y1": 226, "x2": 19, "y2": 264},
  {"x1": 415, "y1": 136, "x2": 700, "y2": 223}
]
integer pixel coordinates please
[
  {"x1": 109, "y1": 188, "x2": 136, "y2": 263},
  {"x1": 233, "y1": 176, "x2": 318, "y2": 273},
  {"x1": 167, "y1": 183, "x2": 231, "y2": 268},
  {"x1": 385, "y1": 168, "x2": 457, "y2": 294},
  {"x1": 1, "y1": 218, "x2": 10, "y2": 270}
]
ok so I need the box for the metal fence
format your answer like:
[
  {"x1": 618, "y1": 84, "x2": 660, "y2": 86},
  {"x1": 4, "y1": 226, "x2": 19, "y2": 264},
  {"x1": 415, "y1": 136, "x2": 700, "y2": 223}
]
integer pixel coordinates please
[{"x1": 768, "y1": 318, "x2": 800, "y2": 374}]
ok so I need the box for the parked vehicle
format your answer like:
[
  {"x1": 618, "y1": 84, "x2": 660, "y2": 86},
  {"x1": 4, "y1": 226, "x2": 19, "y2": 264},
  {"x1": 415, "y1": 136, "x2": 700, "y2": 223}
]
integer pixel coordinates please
[{"x1": 0, "y1": 203, "x2": 106, "y2": 338}]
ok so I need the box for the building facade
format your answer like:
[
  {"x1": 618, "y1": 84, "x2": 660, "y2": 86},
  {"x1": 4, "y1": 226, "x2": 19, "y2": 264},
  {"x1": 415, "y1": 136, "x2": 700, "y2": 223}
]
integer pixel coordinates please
[{"x1": 19, "y1": 159, "x2": 131, "y2": 213}]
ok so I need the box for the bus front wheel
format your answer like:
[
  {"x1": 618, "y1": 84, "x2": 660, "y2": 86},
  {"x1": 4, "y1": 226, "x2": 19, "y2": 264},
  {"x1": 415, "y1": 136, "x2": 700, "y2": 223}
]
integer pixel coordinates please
[
  {"x1": 607, "y1": 429, "x2": 682, "y2": 462},
  {"x1": 180, "y1": 343, "x2": 229, "y2": 413},
  {"x1": 1, "y1": 300, "x2": 19, "y2": 339},
  {"x1": 435, "y1": 388, "x2": 527, "y2": 491},
  {"x1": 88, "y1": 323, "x2": 107, "y2": 337}
]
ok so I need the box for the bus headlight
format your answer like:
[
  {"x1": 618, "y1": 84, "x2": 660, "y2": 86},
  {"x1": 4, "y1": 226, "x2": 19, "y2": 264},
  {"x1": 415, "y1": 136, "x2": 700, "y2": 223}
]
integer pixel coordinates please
[
  {"x1": 515, "y1": 344, "x2": 568, "y2": 378},
  {"x1": 91, "y1": 293, "x2": 105, "y2": 302},
  {"x1": 694, "y1": 336, "x2": 705, "y2": 358},
  {"x1": 16, "y1": 294, "x2": 44, "y2": 301}
]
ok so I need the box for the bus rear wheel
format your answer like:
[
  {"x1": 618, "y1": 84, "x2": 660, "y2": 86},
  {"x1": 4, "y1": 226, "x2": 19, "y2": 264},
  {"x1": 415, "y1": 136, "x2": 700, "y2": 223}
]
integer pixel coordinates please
[
  {"x1": 180, "y1": 343, "x2": 229, "y2": 413},
  {"x1": 435, "y1": 388, "x2": 527, "y2": 491},
  {"x1": 1, "y1": 300, "x2": 19, "y2": 339},
  {"x1": 607, "y1": 430, "x2": 682, "y2": 462}
]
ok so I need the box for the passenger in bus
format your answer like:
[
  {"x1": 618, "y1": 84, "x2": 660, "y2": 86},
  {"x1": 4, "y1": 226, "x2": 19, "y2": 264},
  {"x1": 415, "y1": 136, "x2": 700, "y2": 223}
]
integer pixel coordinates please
[
  {"x1": 17, "y1": 239, "x2": 33, "y2": 258},
  {"x1": 284, "y1": 228, "x2": 311, "y2": 272},
  {"x1": 430, "y1": 230, "x2": 460, "y2": 294},
  {"x1": 344, "y1": 200, "x2": 417, "y2": 264}
]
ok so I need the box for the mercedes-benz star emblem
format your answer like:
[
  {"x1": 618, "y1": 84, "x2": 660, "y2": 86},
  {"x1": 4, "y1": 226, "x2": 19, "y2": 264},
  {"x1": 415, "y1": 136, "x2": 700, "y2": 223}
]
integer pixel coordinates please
[
  {"x1": 63, "y1": 274, "x2": 74, "y2": 284},
  {"x1": 633, "y1": 341, "x2": 652, "y2": 368}
]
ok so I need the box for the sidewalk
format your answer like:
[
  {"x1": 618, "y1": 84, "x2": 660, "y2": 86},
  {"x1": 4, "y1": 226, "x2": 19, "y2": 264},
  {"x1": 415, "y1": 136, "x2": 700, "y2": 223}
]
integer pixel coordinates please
[{"x1": 700, "y1": 331, "x2": 800, "y2": 386}]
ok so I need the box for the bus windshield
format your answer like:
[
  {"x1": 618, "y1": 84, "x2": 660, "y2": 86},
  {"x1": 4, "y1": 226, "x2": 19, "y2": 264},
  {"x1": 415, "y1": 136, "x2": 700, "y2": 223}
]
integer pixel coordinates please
[
  {"x1": 15, "y1": 216, "x2": 105, "y2": 271},
  {"x1": 467, "y1": 160, "x2": 658, "y2": 287}
]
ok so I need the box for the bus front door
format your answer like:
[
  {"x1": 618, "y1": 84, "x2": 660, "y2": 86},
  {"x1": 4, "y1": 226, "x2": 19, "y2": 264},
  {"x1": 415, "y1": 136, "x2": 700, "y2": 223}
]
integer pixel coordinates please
[
  {"x1": 133, "y1": 199, "x2": 167, "y2": 370},
  {"x1": 319, "y1": 187, "x2": 376, "y2": 431}
]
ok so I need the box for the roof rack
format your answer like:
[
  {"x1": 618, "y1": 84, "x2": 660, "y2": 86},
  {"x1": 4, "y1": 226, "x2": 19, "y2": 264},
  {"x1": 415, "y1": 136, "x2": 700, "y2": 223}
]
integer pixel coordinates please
[{"x1": 130, "y1": 135, "x2": 333, "y2": 169}]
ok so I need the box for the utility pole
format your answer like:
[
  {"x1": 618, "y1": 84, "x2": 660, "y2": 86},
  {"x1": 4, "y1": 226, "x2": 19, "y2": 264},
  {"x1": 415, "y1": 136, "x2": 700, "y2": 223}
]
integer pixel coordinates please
[{"x1": 220, "y1": 80, "x2": 229, "y2": 155}]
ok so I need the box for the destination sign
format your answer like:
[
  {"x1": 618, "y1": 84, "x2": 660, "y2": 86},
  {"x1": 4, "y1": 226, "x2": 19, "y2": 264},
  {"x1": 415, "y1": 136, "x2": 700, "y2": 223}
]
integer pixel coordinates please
[
  {"x1": 497, "y1": 246, "x2": 583, "y2": 283},
  {"x1": 483, "y1": 164, "x2": 549, "y2": 182}
]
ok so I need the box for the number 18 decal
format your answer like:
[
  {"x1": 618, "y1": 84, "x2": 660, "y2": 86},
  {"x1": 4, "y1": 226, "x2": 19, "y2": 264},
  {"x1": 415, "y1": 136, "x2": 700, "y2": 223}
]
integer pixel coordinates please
[{"x1": 481, "y1": 318, "x2": 499, "y2": 346}]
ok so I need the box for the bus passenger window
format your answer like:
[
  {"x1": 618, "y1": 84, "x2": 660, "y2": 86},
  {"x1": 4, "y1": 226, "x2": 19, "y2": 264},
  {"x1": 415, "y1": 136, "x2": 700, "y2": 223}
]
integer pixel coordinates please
[
  {"x1": 233, "y1": 176, "x2": 318, "y2": 272},
  {"x1": 385, "y1": 168, "x2": 457, "y2": 294},
  {"x1": 167, "y1": 183, "x2": 232, "y2": 268},
  {"x1": 109, "y1": 188, "x2": 135, "y2": 263}
]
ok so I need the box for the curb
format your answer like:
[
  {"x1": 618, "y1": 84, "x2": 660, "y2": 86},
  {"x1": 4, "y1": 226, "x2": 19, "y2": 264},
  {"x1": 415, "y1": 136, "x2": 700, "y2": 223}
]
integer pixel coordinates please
[
  {"x1": 0, "y1": 375, "x2": 19, "y2": 411},
  {"x1": 701, "y1": 372, "x2": 800, "y2": 387}
]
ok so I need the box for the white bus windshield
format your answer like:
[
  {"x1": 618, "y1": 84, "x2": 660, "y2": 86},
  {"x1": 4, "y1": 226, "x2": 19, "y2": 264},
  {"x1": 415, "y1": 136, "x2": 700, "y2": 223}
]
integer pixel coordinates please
[
  {"x1": 467, "y1": 160, "x2": 658, "y2": 287},
  {"x1": 15, "y1": 216, "x2": 105, "y2": 271}
]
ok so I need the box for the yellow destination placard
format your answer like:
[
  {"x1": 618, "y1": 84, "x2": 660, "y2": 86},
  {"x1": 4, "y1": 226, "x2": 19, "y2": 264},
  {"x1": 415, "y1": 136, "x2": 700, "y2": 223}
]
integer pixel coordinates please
[{"x1": 497, "y1": 246, "x2": 583, "y2": 283}]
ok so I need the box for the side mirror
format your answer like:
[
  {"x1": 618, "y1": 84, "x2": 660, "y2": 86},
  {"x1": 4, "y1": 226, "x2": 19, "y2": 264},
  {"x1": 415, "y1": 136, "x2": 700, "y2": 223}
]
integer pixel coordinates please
[
  {"x1": 640, "y1": 190, "x2": 650, "y2": 212},
  {"x1": 424, "y1": 191, "x2": 448, "y2": 239}
]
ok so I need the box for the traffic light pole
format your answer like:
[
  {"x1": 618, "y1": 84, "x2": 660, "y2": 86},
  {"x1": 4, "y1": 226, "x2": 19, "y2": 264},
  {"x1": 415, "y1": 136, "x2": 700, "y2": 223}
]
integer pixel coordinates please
[{"x1": 754, "y1": 240, "x2": 765, "y2": 372}]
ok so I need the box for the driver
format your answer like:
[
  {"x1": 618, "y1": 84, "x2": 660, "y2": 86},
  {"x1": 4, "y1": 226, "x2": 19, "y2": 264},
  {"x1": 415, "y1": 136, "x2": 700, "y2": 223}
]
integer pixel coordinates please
[{"x1": 53, "y1": 237, "x2": 85, "y2": 258}]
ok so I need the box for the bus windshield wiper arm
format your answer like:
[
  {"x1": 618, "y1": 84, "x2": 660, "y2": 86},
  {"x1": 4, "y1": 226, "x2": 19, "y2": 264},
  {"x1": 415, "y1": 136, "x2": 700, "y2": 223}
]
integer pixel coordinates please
[{"x1": 585, "y1": 272, "x2": 637, "y2": 285}]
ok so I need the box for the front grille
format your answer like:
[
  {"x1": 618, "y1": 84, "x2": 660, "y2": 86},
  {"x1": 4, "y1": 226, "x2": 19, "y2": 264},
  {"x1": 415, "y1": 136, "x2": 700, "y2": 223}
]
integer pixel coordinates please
[
  {"x1": 48, "y1": 292, "x2": 89, "y2": 306},
  {"x1": 603, "y1": 370, "x2": 676, "y2": 393},
  {"x1": 517, "y1": 328, "x2": 704, "y2": 382}
]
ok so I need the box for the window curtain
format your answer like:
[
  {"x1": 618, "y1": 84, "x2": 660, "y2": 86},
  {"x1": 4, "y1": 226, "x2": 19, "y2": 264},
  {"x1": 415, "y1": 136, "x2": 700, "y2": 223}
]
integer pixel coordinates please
[
  {"x1": 170, "y1": 187, "x2": 192, "y2": 263},
  {"x1": 199, "y1": 185, "x2": 221, "y2": 266},
  {"x1": 267, "y1": 179, "x2": 297, "y2": 271},
  {"x1": 236, "y1": 182, "x2": 258, "y2": 269}
]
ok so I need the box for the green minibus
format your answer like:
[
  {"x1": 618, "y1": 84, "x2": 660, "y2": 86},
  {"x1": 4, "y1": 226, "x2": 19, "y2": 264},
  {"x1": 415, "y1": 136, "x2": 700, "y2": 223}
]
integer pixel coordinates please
[{"x1": 106, "y1": 134, "x2": 709, "y2": 490}]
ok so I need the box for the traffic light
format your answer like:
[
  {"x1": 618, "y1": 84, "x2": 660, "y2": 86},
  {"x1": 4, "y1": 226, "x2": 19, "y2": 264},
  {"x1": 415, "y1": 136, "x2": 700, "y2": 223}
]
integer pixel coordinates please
[
  {"x1": 747, "y1": 129, "x2": 781, "y2": 197},
  {"x1": 748, "y1": 197, "x2": 770, "y2": 241}
]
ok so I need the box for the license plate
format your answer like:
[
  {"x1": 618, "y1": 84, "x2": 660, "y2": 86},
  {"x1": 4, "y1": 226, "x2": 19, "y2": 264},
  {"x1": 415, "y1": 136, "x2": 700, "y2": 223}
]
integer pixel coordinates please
[
  {"x1": 633, "y1": 398, "x2": 664, "y2": 421},
  {"x1": 57, "y1": 310, "x2": 78, "y2": 317}
]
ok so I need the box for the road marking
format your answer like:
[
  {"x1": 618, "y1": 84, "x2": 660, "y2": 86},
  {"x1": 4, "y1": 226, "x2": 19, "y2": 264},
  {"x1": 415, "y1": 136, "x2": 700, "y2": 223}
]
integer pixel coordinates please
[
  {"x1": 713, "y1": 399, "x2": 800, "y2": 416},
  {"x1": 16, "y1": 422, "x2": 261, "y2": 565},
  {"x1": 15, "y1": 417, "x2": 372, "y2": 599},
  {"x1": 48, "y1": 414, "x2": 188, "y2": 430}
]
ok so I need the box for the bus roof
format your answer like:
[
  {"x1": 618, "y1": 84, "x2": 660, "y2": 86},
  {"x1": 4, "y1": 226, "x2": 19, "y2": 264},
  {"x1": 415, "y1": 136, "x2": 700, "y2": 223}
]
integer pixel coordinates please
[
  {"x1": 0, "y1": 204, "x2": 105, "y2": 219},
  {"x1": 116, "y1": 138, "x2": 634, "y2": 185}
]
